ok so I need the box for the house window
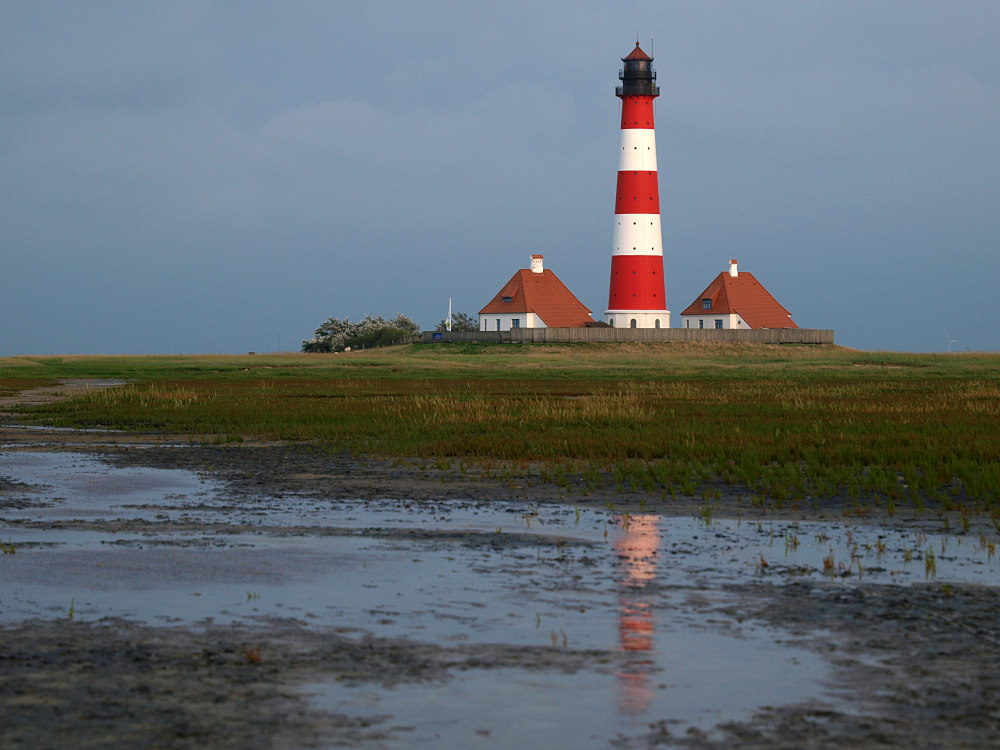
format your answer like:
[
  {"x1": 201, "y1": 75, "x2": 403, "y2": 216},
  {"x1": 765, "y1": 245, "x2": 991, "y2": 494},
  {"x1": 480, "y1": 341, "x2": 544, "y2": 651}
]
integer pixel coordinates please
[
  {"x1": 715, "y1": 319, "x2": 723, "y2": 329},
  {"x1": 512, "y1": 318, "x2": 520, "y2": 328},
  {"x1": 702, "y1": 299, "x2": 712, "y2": 310},
  {"x1": 496, "y1": 319, "x2": 501, "y2": 331},
  {"x1": 699, "y1": 320, "x2": 704, "y2": 329},
  {"x1": 502, "y1": 296, "x2": 512, "y2": 302},
  {"x1": 685, "y1": 320, "x2": 689, "y2": 328}
]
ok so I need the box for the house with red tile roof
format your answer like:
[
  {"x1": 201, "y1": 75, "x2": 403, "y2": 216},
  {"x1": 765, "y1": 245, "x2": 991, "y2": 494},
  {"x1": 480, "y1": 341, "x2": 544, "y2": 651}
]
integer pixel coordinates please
[
  {"x1": 679, "y1": 259, "x2": 797, "y2": 330},
  {"x1": 479, "y1": 255, "x2": 594, "y2": 331}
]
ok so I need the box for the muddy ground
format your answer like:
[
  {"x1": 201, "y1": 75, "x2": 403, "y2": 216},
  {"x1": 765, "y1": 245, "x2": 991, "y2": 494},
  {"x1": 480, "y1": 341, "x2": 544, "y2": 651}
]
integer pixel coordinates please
[{"x1": 2, "y1": 382, "x2": 1000, "y2": 748}]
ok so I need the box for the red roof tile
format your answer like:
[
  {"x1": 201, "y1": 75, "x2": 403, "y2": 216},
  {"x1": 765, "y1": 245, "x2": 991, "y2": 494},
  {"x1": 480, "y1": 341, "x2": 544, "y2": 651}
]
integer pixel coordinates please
[
  {"x1": 680, "y1": 268, "x2": 797, "y2": 328},
  {"x1": 623, "y1": 42, "x2": 652, "y2": 62},
  {"x1": 480, "y1": 268, "x2": 593, "y2": 328}
]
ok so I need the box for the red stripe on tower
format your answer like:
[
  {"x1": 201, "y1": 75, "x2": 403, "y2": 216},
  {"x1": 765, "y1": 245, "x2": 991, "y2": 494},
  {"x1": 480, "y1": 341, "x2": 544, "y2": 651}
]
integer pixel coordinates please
[{"x1": 605, "y1": 41, "x2": 669, "y2": 329}]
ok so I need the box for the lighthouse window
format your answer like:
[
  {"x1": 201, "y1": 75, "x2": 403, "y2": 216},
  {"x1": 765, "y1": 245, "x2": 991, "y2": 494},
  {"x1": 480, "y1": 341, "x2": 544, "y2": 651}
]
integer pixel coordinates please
[
  {"x1": 630, "y1": 319, "x2": 637, "y2": 328},
  {"x1": 702, "y1": 299, "x2": 712, "y2": 310}
]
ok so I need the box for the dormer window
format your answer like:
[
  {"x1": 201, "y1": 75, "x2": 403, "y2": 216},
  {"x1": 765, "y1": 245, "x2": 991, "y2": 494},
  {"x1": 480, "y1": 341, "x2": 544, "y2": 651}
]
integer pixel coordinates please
[
  {"x1": 502, "y1": 296, "x2": 513, "y2": 303},
  {"x1": 702, "y1": 298, "x2": 712, "y2": 310}
]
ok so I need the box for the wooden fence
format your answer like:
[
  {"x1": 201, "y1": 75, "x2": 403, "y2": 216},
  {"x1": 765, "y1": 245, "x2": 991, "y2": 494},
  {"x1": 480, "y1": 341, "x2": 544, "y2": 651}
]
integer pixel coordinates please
[{"x1": 421, "y1": 328, "x2": 834, "y2": 344}]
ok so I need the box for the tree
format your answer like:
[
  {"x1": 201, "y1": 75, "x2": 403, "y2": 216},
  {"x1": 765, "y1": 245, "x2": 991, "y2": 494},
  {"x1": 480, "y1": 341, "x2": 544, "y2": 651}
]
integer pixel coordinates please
[
  {"x1": 435, "y1": 312, "x2": 478, "y2": 332},
  {"x1": 301, "y1": 313, "x2": 420, "y2": 353}
]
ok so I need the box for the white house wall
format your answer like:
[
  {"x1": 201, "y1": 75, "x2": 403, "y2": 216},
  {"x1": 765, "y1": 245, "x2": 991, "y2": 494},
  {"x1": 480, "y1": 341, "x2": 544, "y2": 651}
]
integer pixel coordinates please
[
  {"x1": 480, "y1": 312, "x2": 544, "y2": 332},
  {"x1": 679, "y1": 314, "x2": 749, "y2": 330}
]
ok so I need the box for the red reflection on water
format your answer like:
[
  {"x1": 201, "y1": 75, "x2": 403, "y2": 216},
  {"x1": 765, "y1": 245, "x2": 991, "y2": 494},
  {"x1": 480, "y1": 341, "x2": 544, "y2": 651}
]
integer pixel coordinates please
[
  {"x1": 615, "y1": 514, "x2": 660, "y2": 715},
  {"x1": 620, "y1": 602, "x2": 654, "y2": 651}
]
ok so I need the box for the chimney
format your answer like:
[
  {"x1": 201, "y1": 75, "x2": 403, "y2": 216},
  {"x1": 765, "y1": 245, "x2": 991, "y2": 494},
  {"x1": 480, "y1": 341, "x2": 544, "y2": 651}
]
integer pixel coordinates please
[
  {"x1": 530, "y1": 254, "x2": 544, "y2": 274},
  {"x1": 729, "y1": 259, "x2": 738, "y2": 277}
]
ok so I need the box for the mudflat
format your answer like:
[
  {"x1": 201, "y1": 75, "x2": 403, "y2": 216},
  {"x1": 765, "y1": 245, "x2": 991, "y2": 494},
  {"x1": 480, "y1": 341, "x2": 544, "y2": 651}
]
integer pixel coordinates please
[{"x1": 2, "y1": 380, "x2": 1000, "y2": 748}]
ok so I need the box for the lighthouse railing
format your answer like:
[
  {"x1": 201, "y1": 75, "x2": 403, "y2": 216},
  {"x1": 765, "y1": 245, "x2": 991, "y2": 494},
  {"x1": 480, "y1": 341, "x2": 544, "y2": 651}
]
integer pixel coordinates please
[
  {"x1": 616, "y1": 85, "x2": 660, "y2": 97},
  {"x1": 619, "y1": 70, "x2": 657, "y2": 81}
]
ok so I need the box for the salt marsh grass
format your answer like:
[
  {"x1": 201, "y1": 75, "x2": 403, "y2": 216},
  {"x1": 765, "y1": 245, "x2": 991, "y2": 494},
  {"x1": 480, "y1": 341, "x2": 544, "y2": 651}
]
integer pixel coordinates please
[{"x1": 3, "y1": 344, "x2": 999, "y2": 513}]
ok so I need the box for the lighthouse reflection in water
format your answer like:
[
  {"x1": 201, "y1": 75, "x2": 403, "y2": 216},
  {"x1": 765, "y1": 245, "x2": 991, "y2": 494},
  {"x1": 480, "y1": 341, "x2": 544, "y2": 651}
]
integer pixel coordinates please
[{"x1": 614, "y1": 513, "x2": 661, "y2": 715}]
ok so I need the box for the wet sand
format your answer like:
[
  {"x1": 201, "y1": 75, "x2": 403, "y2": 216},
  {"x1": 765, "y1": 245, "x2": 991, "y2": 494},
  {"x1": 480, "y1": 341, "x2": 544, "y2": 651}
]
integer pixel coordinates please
[{"x1": 2, "y1": 385, "x2": 1000, "y2": 748}]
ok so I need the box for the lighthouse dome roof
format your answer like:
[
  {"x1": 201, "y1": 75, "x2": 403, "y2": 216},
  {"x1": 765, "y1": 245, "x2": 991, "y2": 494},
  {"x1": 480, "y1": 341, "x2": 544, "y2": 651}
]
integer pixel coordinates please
[{"x1": 623, "y1": 42, "x2": 652, "y2": 62}]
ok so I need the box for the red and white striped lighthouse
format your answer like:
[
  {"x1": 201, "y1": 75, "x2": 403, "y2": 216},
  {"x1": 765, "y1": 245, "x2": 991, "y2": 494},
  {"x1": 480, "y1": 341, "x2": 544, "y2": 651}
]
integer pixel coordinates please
[{"x1": 605, "y1": 42, "x2": 669, "y2": 329}]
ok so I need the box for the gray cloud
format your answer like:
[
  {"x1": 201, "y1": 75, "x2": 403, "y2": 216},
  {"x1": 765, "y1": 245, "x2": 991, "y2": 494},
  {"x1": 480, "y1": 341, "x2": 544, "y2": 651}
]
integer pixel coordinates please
[{"x1": 1, "y1": 1, "x2": 997, "y2": 353}]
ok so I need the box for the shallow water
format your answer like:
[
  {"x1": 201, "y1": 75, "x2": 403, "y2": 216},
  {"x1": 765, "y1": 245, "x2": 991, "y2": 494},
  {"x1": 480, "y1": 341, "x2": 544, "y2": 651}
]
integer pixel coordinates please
[{"x1": 2, "y1": 451, "x2": 997, "y2": 742}]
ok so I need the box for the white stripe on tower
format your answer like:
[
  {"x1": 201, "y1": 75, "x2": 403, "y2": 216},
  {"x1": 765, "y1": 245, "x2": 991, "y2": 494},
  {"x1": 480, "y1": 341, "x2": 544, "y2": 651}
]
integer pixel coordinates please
[
  {"x1": 613, "y1": 214, "x2": 662, "y2": 255},
  {"x1": 617, "y1": 130, "x2": 658, "y2": 172}
]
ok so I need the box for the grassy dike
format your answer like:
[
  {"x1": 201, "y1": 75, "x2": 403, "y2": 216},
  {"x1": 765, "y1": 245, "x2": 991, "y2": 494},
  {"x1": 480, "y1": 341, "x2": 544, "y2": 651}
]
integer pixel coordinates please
[{"x1": 2, "y1": 343, "x2": 999, "y2": 515}]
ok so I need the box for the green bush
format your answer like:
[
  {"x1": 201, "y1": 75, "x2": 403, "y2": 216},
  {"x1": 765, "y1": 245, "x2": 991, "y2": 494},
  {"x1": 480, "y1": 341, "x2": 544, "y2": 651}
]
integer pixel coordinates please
[
  {"x1": 302, "y1": 313, "x2": 419, "y2": 353},
  {"x1": 435, "y1": 312, "x2": 479, "y2": 332}
]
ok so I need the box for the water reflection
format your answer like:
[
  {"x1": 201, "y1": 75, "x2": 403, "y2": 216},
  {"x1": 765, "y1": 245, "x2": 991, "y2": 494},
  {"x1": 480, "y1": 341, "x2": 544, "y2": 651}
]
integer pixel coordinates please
[
  {"x1": 3, "y1": 454, "x2": 924, "y2": 741},
  {"x1": 615, "y1": 514, "x2": 660, "y2": 715}
]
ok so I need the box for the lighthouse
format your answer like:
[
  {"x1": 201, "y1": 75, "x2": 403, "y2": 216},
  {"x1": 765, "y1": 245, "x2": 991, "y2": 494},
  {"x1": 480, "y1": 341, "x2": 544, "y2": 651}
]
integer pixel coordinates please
[{"x1": 605, "y1": 42, "x2": 669, "y2": 329}]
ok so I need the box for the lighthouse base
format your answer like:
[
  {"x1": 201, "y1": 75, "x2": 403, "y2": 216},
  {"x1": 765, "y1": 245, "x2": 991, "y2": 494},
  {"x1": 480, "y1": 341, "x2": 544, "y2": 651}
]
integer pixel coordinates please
[{"x1": 605, "y1": 309, "x2": 670, "y2": 329}]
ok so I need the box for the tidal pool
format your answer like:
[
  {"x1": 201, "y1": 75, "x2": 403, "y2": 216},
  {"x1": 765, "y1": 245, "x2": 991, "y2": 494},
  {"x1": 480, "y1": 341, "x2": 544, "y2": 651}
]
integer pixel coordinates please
[{"x1": 2, "y1": 450, "x2": 997, "y2": 744}]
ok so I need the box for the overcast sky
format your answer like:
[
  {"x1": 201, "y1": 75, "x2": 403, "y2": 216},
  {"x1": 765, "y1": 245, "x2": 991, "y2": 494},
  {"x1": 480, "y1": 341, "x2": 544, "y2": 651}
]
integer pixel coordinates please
[{"x1": 2, "y1": 1, "x2": 997, "y2": 354}]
